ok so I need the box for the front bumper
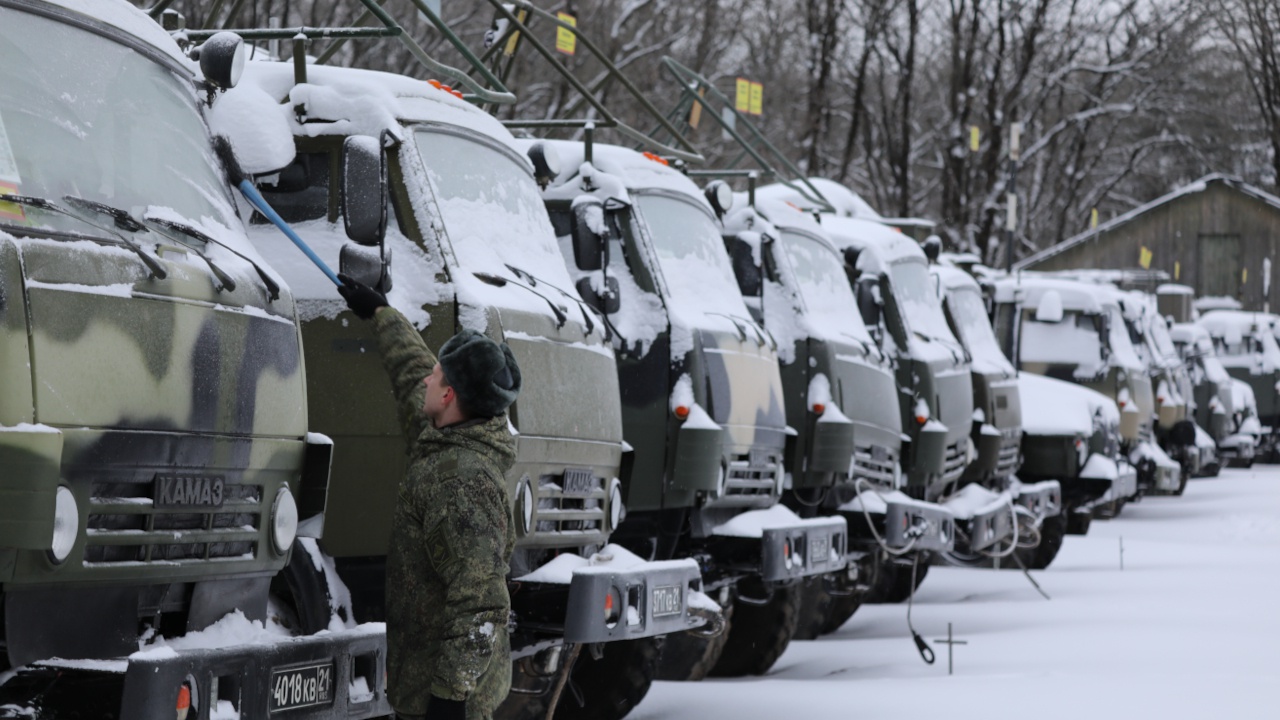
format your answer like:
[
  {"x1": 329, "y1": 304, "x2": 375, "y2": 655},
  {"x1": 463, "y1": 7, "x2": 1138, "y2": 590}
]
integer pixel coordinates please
[
  {"x1": 709, "y1": 511, "x2": 849, "y2": 583},
  {"x1": 1015, "y1": 480, "x2": 1063, "y2": 521},
  {"x1": 29, "y1": 625, "x2": 389, "y2": 720},
  {"x1": 840, "y1": 490, "x2": 956, "y2": 554},
  {"x1": 514, "y1": 549, "x2": 708, "y2": 645}
]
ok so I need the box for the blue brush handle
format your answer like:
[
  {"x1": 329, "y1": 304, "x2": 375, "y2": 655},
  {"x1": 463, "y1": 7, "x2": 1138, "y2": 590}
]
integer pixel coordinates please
[{"x1": 237, "y1": 179, "x2": 342, "y2": 287}]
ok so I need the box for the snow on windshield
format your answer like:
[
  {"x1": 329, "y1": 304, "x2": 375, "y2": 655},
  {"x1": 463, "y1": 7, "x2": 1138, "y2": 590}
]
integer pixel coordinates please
[
  {"x1": 1019, "y1": 312, "x2": 1104, "y2": 367},
  {"x1": 636, "y1": 192, "x2": 755, "y2": 336},
  {"x1": 778, "y1": 229, "x2": 873, "y2": 345},
  {"x1": 1106, "y1": 305, "x2": 1145, "y2": 370},
  {"x1": 947, "y1": 286, "x2": 1012, "y2": 374},
  {"x1": 415, "y1": 128, "x2": 582, "y2": 322},
  {"x1": 0, "y1": 9, "x2": 234, "y2": 238},
  {"x1": 889, "y1": 259, "x2": 958, "y2": 343}
]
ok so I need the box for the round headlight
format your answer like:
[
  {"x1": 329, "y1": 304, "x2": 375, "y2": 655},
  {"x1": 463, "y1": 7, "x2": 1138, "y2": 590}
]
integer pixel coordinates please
[
  {"x1": 271, "y1": 487, "x2": 299, "y2": 555},
  {"x1": 516, "y1": 479, "x2": 534, "y2": 535},
  {"x1": 704, "y1": 180, "x2": 734, "y2": 217},
  {"x1": 50, "y1": 485, "x2": 79, "y2": 563},
  {"x1": 607, "y1": 479, "x2": 624, "y2": 530}
]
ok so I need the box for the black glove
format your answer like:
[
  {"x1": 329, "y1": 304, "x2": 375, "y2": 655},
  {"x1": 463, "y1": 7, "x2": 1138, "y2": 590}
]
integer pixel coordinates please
[
  {"x1": 337, "y1": 273, "x2": 388, "y2": 320},
  {"x1": 427, "y1": 695, "x2": 466, "y2": 720}
]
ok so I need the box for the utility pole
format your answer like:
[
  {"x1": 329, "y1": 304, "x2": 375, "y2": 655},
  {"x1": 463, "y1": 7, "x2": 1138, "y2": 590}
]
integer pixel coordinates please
[{"x1": 1004, "y1": 119, "x2": 1023, "y2": 355}]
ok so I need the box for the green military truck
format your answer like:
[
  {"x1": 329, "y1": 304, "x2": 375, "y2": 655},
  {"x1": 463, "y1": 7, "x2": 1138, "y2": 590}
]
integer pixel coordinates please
[
  {"x1": 525, "y1": 140, "x2": 847, "y2": 679},
  {"x1": 209, "y1": 50, "x2": 706, "y2": 719},
  {"x1": 992, "y1": 275, "x2": 1175, "y2": 505},
  {"x1": 1197, "y1": 309, "x2": 1280, "y2": 462},
  {"x1": 0, "y1": 2, "x2": 388, "y2": 717},
  {"x1": 1170, "y1": 322, "x2": 1256, "y2": 467}
]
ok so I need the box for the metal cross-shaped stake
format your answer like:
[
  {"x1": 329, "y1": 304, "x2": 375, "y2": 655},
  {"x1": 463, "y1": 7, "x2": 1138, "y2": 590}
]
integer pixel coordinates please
[
  {"x1": 1120, "y1": 536, "x2": 1125, "y2": 571},
  {"x1": 933, "y1": 623, "x2": 968, "y2": 675}
]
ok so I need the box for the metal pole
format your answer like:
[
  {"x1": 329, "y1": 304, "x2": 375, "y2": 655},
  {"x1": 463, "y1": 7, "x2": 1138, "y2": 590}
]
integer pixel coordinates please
[{"x1": 1004, "y1": 120, "x2": 1022, "y2": 355}]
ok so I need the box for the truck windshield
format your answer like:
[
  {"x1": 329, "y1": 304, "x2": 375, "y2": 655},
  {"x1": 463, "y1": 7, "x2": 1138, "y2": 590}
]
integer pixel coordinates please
[
  {"x1": 1147, "y1": 316, "x2": 1180, "y2": 361},
  {"x1": 0, "y1": 9, "x2": 233, "y2": 237},
  {"x1": 415, "y1": 128, "x2": 580, "y2": 316},
  {"x1": 947, "y1": 286, "x2": 1011, "y2": 371},
  {"x1": 889, "y1": 259, "x2": 959, "y2": 344},
  {"x1": 1019, "y1": 312, "x2": 1104, "y2": 366},
  {"x1": 636, "y1": 192, "x2": 755, "y2": 329},
  {"x1": 778, "y1": 229, "x2": 873, "y2": 344}
]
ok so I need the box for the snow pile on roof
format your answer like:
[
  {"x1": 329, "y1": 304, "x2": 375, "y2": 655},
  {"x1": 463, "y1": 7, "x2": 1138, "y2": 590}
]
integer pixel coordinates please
[
  {"x1": 754, "y1": 177, "x2": 884, "y2": 220},
  {"x1": 50, "y1": 0, "x2": 191, "y2": 65},
  {"x1": 1198, "y1": 310, "x2": 1280, "y2": 374},
  {"x1": 1194, "y1": 295, "x2": 1243, "y2": 313}
]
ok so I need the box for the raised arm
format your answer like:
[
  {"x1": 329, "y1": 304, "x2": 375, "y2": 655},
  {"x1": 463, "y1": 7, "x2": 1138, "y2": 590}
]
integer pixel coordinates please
[{"x1": 372, "y1": 306, "x2": 436, "y2": 445}]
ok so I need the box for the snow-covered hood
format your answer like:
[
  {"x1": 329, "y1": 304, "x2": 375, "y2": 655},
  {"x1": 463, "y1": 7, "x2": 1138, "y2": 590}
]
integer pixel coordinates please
[{"x1": 1019, "y1": 372, "x2": 1119, "y2": 436}]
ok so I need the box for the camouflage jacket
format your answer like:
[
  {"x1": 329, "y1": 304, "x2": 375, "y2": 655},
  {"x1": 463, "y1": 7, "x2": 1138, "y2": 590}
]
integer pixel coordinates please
[{"x1": 372, "y1": 308, "x2": 517, "y2": 718}]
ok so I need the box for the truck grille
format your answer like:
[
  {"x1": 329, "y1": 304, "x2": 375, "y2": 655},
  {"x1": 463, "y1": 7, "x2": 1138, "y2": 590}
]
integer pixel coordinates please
[
  {"x1": 995, "y1": 431, "x2": 1022, "y2": 478},
  {"x1": 724, "y1": 451, "x2": 782, "y2": 498},
  {"x1": 84, "y1": 482, "x2": 261, "y2": 565},
  {"x1": 852, "y1": 444, "x2": 896, "y2": 483},
  {"x1": 533, "y1": 472, "x2": 606, "y2": 540},
  {"x1": 942, "y1": 441, "x2": 968, "y2": 484}
]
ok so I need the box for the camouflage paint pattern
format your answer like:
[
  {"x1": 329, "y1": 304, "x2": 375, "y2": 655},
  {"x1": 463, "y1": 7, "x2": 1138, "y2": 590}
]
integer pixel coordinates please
[{"x1": 371, "y1": 307, "x2": 516, "y2": 717}]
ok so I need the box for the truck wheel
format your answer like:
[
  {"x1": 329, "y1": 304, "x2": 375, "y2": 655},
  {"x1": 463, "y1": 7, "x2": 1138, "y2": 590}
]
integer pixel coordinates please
[
  {"x1": 819, "y1": 593, "x2": 862, "y2": 635},
  {"x1": 1027, "y1": 513, "x2": 1067, "y2": 569},
  {"x1": 655, "y1": 598, "x2": 735, "y2": 681},
  {"x1": 792, "y1": 575, "x2": 835, "y2": 640},
  {"x1": 707, "y1": 580, "x2": 801, "y2": 677},
  {"x1": 269, "y1": 538, "x2": 350, "y2": 635},
  {"x1": 554, "y1": 637, "x2": 663, "y2": 720},
  {"x1": 1066, "y1": 508, "x2": 1093, "y2": 535},
  {"x1": 879, "y1": 558, "x2": 929, "y2": 604}
]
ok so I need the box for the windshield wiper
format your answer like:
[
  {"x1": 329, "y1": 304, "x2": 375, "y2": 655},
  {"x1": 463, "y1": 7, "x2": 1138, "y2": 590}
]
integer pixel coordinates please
[
  {"x1": 141, "y1": 213, "x2": 281, "y2": 301},
  {"x1": 4, "y1": 195, "x2": 166, "y2": 279},
  {"x1": 63, "y1": 196, "x2": 236, "y2": 293},
  {"x1": 502, "y1": 263, "x2": 600, "y2": 335},
  {"x1": 473, "y1": 272, "x2": 568, "y2": 328}
]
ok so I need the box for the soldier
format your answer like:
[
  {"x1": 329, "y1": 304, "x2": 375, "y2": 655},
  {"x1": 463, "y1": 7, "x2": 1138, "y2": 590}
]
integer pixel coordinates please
[{"x1": 337, "y1": 275, "x2": 521, "y2": 720}]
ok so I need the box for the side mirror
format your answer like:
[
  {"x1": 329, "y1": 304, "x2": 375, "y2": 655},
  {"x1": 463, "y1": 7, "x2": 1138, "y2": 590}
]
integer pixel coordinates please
[
  {"x1": 571, "y1": 198, "x2": 607, "y2": 271},
  {"x1": 526, "y1": 142, "x2": 561, "y2": 189},
  {"x1": 1036, "y1": 290, "x2": 1064, "y2": 323},
  {"x1": 339, "y1": 244, "x2": 393, "y2": 294},
  {"x1": 879, "y1": 273, "x2": 910, "y2": 345},
  {"x1": 856, "y1": 275, "x2": 882, "y2": 329},
  {"x1": 726, "y1": 237, "x2": 763, "y2": 298},
  {"x1": 704, "y1": 180, "x2": 733, "y2": 219},
  {"x1": 576, "y1": 275, "x2": 620, "y2": 315},
  {"x1": 198, "y1": 32, "x2": 246, "y2": 91},
  {"x1": 922, "y1": 235, "x2": 942, "y2": 263},
  {"x1": 341, "y1": 135, "x2": 388, "y2": 247}
]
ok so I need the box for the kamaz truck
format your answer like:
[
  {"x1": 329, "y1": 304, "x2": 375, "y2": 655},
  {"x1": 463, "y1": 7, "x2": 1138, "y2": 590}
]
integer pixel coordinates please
[
  {"x1": 0, "y1": 2, "x2": 387, "y2": 717},
  {"x1": 933, "y1": 265, "x2": 1062, "y2": 568},
  {"x1": 207, "y1": 43, "x2": 706, "y2": 720},
  {"x1": 1197, "y1": 309, "x2": 1280, "y2": 461},
  {"x1": 527, "y1": 140, "x2": 847, "y2": 680},
  {"x1": 992, "y1": 275, "x2": 1176, "y2": 504},
  {"x1": 1170, "y1": 322, "x2": 1255, "y2": 468},
  {"x1": 718, "y1": 196, "x2": 908, "y2": 637}
]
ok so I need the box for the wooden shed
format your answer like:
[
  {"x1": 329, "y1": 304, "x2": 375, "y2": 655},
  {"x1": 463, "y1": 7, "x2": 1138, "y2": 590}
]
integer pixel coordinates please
[{"x1": 1016, "y1": 174, "x2": 1280, "y2": 310}]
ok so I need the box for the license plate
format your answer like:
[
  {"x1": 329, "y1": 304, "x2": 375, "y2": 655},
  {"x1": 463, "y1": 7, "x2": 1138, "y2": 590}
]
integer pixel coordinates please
[
  {"x1": 270, "y1": 662, "x2": 334, "y2": 713},
  {"x1": 652, "y1": 585, "x2": 682, "y2": 618},
  {"x1": 808, "y1": 534, "x2": 830, "y2": 566},
  {"x1": 562, "y1": 468, "x2": 596, "y2": 496}
]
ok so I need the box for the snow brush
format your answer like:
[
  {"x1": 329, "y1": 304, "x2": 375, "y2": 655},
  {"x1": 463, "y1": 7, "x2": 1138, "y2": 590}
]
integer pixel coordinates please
[{"x1": 214, "y1": 136, "x2": 341, "y2": 287}]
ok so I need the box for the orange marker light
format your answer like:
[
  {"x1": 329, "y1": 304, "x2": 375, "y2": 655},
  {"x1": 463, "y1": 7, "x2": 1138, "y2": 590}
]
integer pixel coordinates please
[
  {"x1": 674, "y1": 405, "x2": 691, "y2": 420},
  {"x1": 812, "y1": 403, "x2": 826, "y2": 414},
  {"x1": 916, "y1": 414, "x2": 929, "y2": 425},
  {"x1": 176, "y1": 684, "x2": 191, "y2": 720},
  {"x1": 642, "y1": 151, "x2": 669, "y2": 166},
  {"x1": 605, "y1": 592, "x2": 614, "y2": 614}
]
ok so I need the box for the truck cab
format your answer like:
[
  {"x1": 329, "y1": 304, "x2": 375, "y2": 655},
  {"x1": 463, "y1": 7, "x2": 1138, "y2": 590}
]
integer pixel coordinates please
[
  {"x1": 0, "y1": 3, "x2": 382, "y2": 716},
  {"x1": 1171, "y1": 322, "x2": 1254, "y2": 467},
  {"x1": 530, "y1": 141, "x2": 846, "y2": 678},
  {"x1": 1197, "y1": 309, "x2": 1280, "y2": 461},
  {"x1": 992, "y1": 276, "x2": 1176, "y2": 500}
]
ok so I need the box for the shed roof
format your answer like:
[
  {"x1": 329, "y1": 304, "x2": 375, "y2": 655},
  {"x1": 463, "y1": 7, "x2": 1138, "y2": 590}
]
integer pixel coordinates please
[{"x1": 1015, "y1": 174, "x2": 1280, "y2": 270}]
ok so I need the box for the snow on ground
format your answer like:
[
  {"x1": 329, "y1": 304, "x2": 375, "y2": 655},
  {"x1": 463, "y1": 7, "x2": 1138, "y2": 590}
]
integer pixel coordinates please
[{"x1": 636, "y1": 467, "x2": 1280, "y2": 720}]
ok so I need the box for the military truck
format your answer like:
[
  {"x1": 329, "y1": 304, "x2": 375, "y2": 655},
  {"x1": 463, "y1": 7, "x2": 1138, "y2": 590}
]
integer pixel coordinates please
[
  {"x1": 1197, "y1": 310, "x2": 1280, "y2": 461},
  {"x1": 718, "y1": 196, "x2": 912, "y2": 636},
  {"x1": 1017, "y1": 372, "x2": 1129, "y2": 545},
  {"x1": 523, "y1": 140, "x2": 847, "y2": 680},
  {"x1": 991, "y1": 275, "x2": 1176, "y2": 503},
  {"x1": 1170, "y1": 322, "x2": 1255, "y2": 468},
  {"x1": 0, "y1": 2, "x2": 388, "y2": 717},
  {"x1": 932, "y1": 265, "x2": 1063, "y2": 567},
  {"x1": 201, "y1": 34, "x2": 708, "y2": 720}
]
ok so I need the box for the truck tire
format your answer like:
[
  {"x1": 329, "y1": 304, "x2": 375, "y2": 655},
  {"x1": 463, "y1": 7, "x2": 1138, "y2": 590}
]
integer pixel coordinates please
[
  {"x1": 792, "y1": 575, "x2": 835, "y2": 640},
  {"x1": 878, "y1": 558, "x2": 929, "y2": 604},
  {"x1": 818, "y1": 593, "x2": 862, "y2": 635},
  {"x1": 1027, "y1": 513, "x2": 1067, "y2": 569},
  {"x1": 554, "y1": 637, "x2": 663, "y2": 720},
  {"x1": 1066, "y1": 508, "x2": 1093, "y2": 535},
  {"x1": 656, "y1": 599, "x2": 735, "y2": 681},
  {"x1": 707, "y1": 580, "x2": 800, "y2": 677},
  {"x1": 270, "y1": 539, "x2": 343, "y2": 635}
]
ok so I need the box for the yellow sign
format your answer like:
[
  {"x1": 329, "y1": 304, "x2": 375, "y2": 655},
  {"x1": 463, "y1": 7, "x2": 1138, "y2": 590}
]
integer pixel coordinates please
[
  {"x1": 503, "y1": 8, "x2": 529, "y2": 55},
  {"x1": 1243, "y1": 268, "x2": 1248, "y2": 285},
  {"x1": 1090, "y1": 208, "x2": 1099, "y2": 229},
  {"x1": 689, "y1": 87, "x2": 706, "y2": 129},
  {"x1": 969, "y1": 126, "x2": 980, "y2": 152},
  {"x1": 555, "y1": 12, "x2": 576, "y2": 55},
  {"x1": 735, "y1": 78, "x2": 750, "y2": 113},
  {"x1": 749, "y1": 82, "x2": 763, "y2": 116},
  {"x1": 1139, "y1": 246, "x2": 1153, "y2": 269},
  {"x1": 1174, "y1": 261, "x2": 1180, "y2": 280}
]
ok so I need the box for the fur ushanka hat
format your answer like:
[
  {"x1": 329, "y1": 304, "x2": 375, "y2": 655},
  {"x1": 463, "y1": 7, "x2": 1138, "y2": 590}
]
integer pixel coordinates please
[{"x1": 437, "y1": 330, "x2": 522, "y2": 418}]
